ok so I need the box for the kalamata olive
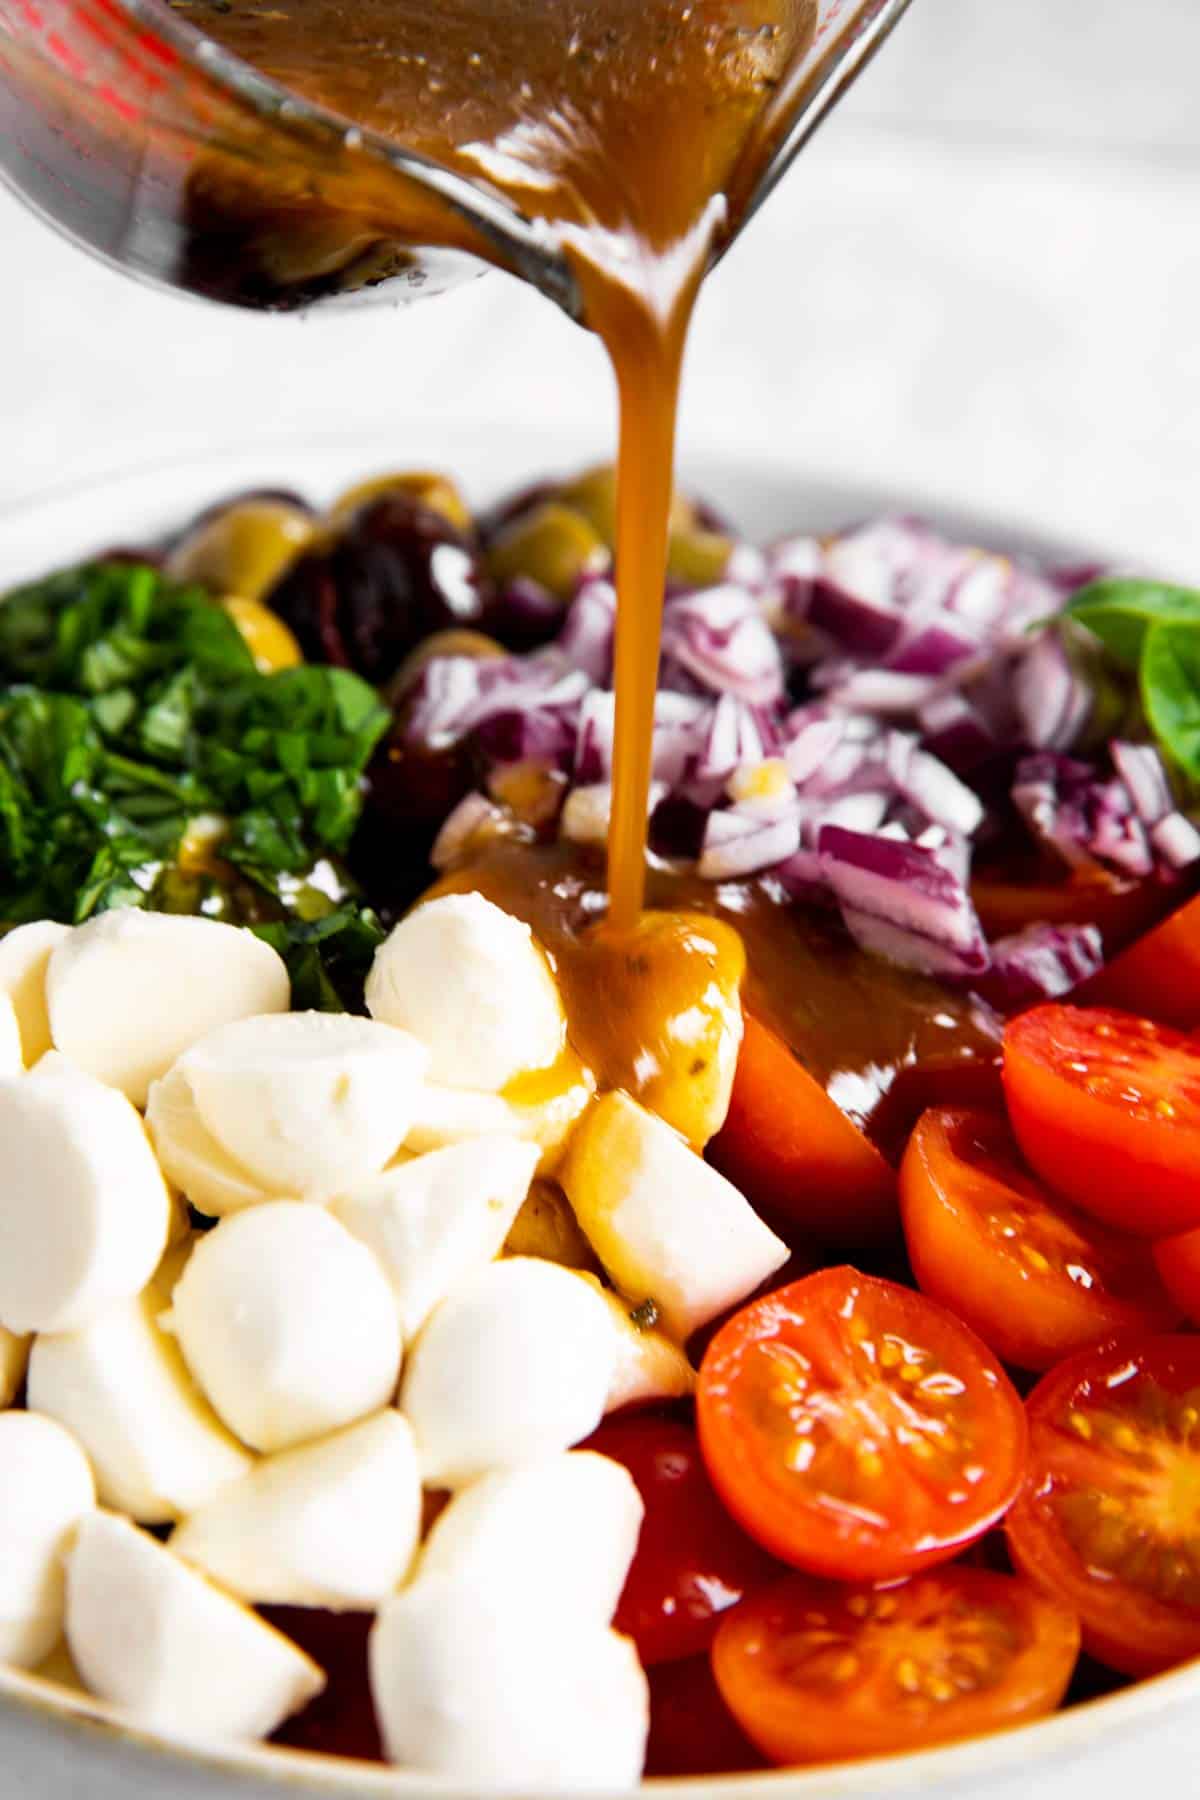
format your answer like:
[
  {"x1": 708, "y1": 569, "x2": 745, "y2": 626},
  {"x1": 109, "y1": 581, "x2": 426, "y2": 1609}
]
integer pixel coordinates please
[
  {"x1": 166, "y1": 498, "x2": 319, "y2": 599},
  {"x1": 486, "y1": 577, "x2": 575, "y2": 652},
  {"x1": 267, "y1": 494, "x2": 494, "y2": 684},
  {"x1": 329, "y1": 470, "x2": 472, "y2": 534}
]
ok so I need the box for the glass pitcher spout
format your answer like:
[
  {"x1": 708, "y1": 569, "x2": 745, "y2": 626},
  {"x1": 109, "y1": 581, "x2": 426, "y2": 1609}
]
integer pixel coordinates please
[{"x1": 0, "y1": 0, "x2": 913, "y2": 318}]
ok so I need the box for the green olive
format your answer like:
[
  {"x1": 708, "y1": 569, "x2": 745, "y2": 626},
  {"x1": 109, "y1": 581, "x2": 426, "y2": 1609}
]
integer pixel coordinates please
[
  {"x1": 328, "y1": 470, "x2": 472, "y2": 533},
  {"x1": 486, "y1": 502, "x2": 607, "y2": 599},
  {"x1": 561, "y1": 463, "x2": 707, "y2": 559},
  {"x1": 667, "y1": 524, "x2": 733, "y2": 588},
  {"x1": 166, "y1": 501, "x2": 318, "y2": 603},
  {"x1": 387, "y1": 628, "x2": 507, "y2": 707}
]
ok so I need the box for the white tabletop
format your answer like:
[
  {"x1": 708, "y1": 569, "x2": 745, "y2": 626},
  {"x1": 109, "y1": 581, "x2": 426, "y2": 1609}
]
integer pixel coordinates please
[{"x1": 2, "y1": 0, "x2": 1198, "y2": 573}]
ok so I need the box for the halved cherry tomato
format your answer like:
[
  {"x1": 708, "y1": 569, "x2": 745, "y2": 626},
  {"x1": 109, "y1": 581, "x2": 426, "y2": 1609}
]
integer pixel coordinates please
[
  {"x1": 712, "y1": 1567, "x2": 1080, "y2": 1766},
  {"x1": 696, "y1": 1268, "x2": 1028, "y2": 1582},
  {"x1": 972, "y1": 863, "x2": 1173, "y2": 955},
  {"x1": 581, "y1": 1414, "x2": 779, "y2": 1665},
  {"x1": 1003, "y1": 1005, "x2": 1200, "y2": 1238},
  {"x1": 1078, "y1": 891, "x2": 1200, "y2": 1028},
  {"x1": 1154, "y1": 1227, "x2": 1200, "y2": 1324},
  {"x1": 708, "y1": 1016, "x2": 897, "y2": 1247},
  {"x1": 1007, "y1": 1335, "x2": 1200, "y2": 1676},
  {"x1": 901, "y1": 1110, "x2": 1179, "y2": 1371},
  {"x1": 645, "y1": 1655, "x2": 766, "y2": 1776}
]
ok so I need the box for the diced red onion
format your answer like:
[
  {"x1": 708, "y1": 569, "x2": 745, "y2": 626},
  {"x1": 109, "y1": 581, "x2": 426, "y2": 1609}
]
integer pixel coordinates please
[
  {"x1": 886, "y1": 617, "x2": 981, "y2": 678},
  {"x1": 839, "y1": 907, "x2": 990, "y2": 978},
  {"x1": 784, "y1": 711, "x2": 845, "y2": 785},
  {"x1": 699, "y1": 806, "x2": 804, "y2": 879},
  {"x1": 916, "y1": 690, "x2": 997, "y2": 772},
  {"x1": 1013, "y1": 630, "x2": 1092, "y2": 751},
  {"x1": 1150, "y1": 812, "x2": 1200, "y2": 870},
  {"x1": 818, "y1": 825, "x2": 989, "y2": 969},
  {"x1": 806, "y1": 579, "x2": 902, "y2": 659},
  {"x1": 559, "y1": 576, "x2": 616, "y2": 684},
  {"x1": 660, "y1": 586, "x2": 785, "y2": 706},
  {"x1": 1110, "y1": 740, "x2": 1174, "y2": 826},
  {"x1": 885, "y1": 732, "x2": 984, "y2": 836},
  {"x1": 431, "y1": 792, "x2": 507, "y2": 870},
  {"x1": 979, "y1": 922, "x2": 1104, "y2": 1010},
  {"x1": 820, "y1": 669, "x2": 943, "y2": 715}
]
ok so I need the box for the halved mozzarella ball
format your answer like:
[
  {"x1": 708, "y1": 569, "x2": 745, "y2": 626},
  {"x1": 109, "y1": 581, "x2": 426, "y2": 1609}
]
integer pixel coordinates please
[
  {"x1": 577, "y1": 1275, "x2": 696, "y2": 1410},
  {"x1": 146, "y1": 1066, "x2": 272, "y2": 1218},
  {"x1": 27, "y1": 1259, "x2": 252, "y2": 1524},
  {"x1": 66, "y1": 1513, "x2": 323, "y2": 1741},
  {"x1": 417, "y1": 1452, "x2": 642, "y2": 1626},
  {"x1": 330, "y1": 1137, "x2": 539, "y2": 1336},
  {"x1": 0, "y1": 1412, "x2": 96, "y2": 1668},
  {"x1": 561, "y1": 1091, "x2": 788, "y2": 1340},
  {"x1": 0, "y1": 994, "x2": 23, "y2": 1077},
  {"x1": 369, "y1": 1577, "x2": 648, "y2": 1786},
  {"x1": 46, "y1": 911, "x2": 290, "y2": 1107},
  {"x1": 177, "y1": 1012, "x2": 427, "y2": 1200},
  {"x1": 399, "y1": 1257, "x2": 615, "y2": 1487},
  {"x1": 366, "y1": 894, "x2": 565, "y2": 1092},
  {"x1": 0, "y1": 1054, "x2": 171, "y2": 1335},
  {"x1": 171, "y1": 1203, "x2": 402, "y2": 1453},
  {"x1": 0, "y1": 1326, "x2": 30, "y2": 1409},
  {"x1": 0, "y1": 920, "x2": 71, "y2": 1065},
  {"x1": 405, "y1": 1064, "x2": 593, "y2": 1174},
  {"x1": 171, "y1": 1411, "x2": 420, "y2": 1610}
]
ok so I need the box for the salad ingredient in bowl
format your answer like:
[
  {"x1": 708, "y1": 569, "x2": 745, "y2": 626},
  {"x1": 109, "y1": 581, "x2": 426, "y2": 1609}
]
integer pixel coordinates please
[{"x1": 2, "y1": 461, "x2": 1200, "y2": 1787}]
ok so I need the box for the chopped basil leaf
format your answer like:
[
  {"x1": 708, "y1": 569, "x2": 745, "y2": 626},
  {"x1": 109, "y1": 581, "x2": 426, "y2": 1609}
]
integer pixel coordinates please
[
  {"x1": 1066, "y1": 578, "x2": 1200, "y2": 670},
  {"x1": 1142, "y1": 623, "x2": 1200, "y2": 784}
]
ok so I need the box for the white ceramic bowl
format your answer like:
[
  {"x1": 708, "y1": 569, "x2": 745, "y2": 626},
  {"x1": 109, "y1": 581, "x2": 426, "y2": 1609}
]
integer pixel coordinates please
[{"x1": 0, "y1": 428, "x2": 1191, "y2": 1800}]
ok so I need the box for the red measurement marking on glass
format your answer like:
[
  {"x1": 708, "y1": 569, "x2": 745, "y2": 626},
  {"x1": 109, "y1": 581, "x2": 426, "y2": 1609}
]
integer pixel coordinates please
[
  {"x1": 45, "y1": 28, "x2": 85, "y2": 73},
  {"x1": 14, "y1": 0, "x2": 46, "y2": 31},
  {"x1": 96, "y1": 77, "x2": 137, "y2": 117}
]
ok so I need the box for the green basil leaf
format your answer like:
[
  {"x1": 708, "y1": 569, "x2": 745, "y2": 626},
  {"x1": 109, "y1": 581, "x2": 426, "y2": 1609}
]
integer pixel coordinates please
[
  {"x1": 1067, "y1": 578, "x2": 1200, "y2": 669},
  {"x1": 1141, "y1": 621, "x2": 1200, "y2": 783}
]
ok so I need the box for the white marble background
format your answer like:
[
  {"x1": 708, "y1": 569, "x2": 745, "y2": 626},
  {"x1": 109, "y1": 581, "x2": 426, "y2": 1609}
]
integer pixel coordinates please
[{"x1": 2, "y1": 0, "x2": 1199, "y2": 570}]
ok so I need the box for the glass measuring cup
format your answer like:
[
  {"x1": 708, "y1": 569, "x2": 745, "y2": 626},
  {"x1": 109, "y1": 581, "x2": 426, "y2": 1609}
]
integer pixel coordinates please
[{"x1": 0, "y1": 0, "x2": 913, "y2": 315}]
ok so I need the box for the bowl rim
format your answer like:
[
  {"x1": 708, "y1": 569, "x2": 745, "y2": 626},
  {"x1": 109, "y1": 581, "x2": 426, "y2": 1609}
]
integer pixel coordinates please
[{"x1": 0, "y1": 430, "x2": 1174, "y2": 1797}]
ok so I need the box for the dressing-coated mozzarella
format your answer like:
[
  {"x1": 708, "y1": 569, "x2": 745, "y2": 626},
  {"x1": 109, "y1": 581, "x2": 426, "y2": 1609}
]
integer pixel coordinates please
[
  {"x1": 0, "y1": 1325, "x2": 30, "y2": 1409},
  {"x1": 27, "y1": 1251, "x2": 252, "y2": 1524},
  {"x1": 171, "y1": 1411, "x2": 420, "y2": 1610},
  {"x1": 561, "y1": 1091, "x2": 789, "y2": 1340},
  {"x1": 577, "y1": 1275, "x2": 696, "y2": 1410},
  {"x1": 404, "y1": 1067, "x2": 593, "y2": 1174},
  {"x1": 0, "y1": 919, "x2": 70, "y2": 1065},
  {"x1": 369, "y1": 1577, "x2": 648, "y2": 1787},
  {"x1": 416, "y1": 1452, "x2": 642, "y2": 1626},
  {"x1": 178, "y1": 1012, "x2": 428, "y2": 1199},
  {"x1": 146, "y1": 1065, "x2": 272, "y2": 1218},
  {"x1": 46, "y1": 911, "x2": 290, "y2": 1106},
  {"x1": 170, "y1": 1203, "x2": 402, "y2": 1453},
  {"x1": 0, "y1": 1054, "x2": 171, "y2": 1335},
  {"x1": 330, "y1": 1137, "x2": 539, "y2": 1336},
  {"x1": 0, "y1": 1412, "x2": 96, "y2": 1668},
  {"x1": 0, "y1": 994, "x2": 23, "y2": 1077},
  {"x1": 399, "y1": 1257, "x2": 615, "y2": 1487},
  {"x1": 366, "y1": 894, "x2": 565, "y2": 1092},
  {"x1": 66, "y1": 1513, "x2": 323, "y2": 1741}
]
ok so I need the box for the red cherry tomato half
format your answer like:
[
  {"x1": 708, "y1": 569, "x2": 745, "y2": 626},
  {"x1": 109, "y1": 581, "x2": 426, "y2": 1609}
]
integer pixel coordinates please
[
  {"x1": 712, "y1": 1567, "x2": 1080, "y2": 1766},
  {"x1": 582, "y1": 1414, "x2": 778, "y2": 1665},
  {"x1": 708, "y1": 1015, "x2": 897, "y2": 1247},
  {"x1": 1007, "y1": 1335, "x2": 1200, "y2": 1676},
  {"x1": 1079, "y1": 891, "x2": 1200, "y2": 1028},
  {"x1": 901, "y1": 1109, "x2": 1179, "y2": 1370},
  {"x1": 972, "y1": 865, "x2": 1171, "y2": 954},
  {"x1": 1154, "y1": 1228, "x2": 1200, "y2": 1325},
  {"x1": 1003, "y1": 1005, "x2": 1200, "y2": 1238},
  {"x1": 645, "y1": 1654, "x2": 767, "y2": 1776},
  {"x1": 696, "y1": 1268, "x2": 1028, "y2": 1583}
]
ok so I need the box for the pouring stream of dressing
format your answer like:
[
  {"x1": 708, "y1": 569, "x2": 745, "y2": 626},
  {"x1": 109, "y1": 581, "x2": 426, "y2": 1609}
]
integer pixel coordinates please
[{"x1": 168, "y1": 0, "x2": 818, "y2": 924}]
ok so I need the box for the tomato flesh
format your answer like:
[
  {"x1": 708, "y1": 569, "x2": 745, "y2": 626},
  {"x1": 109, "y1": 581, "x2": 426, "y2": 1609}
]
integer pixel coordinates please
[
  {"x1": 1079, "y1": 891, "x2": 1200, "y2": 1028},
  {"x1": 1154, "y1": 1228, "x2": 1200, "y2": 1326},
  {"x1": 696, "y1": 1268, "x2": 1028, "y2": 1582},
  {"x1": 645, "y1": 1655, "x2": 767, "y2": 1776},
  {"x1": 581, "y1": 1414, "x2": 778, "y2": 1665},
  {"x1": 712, "y1": 1567, "x2": 1080, "y2": 1766},
  {"x1": 708, "y1": 1016, "x2": 898, "y2": 1247},
  {"x1": 1007, "y1": 1335, "x2": 1200, "y2": 1676},
  {"x1": 1003, "y1": 1005, "x2": 1200, "y2": 1238},
  {"x1": 901, "y1": 1109, "x2": 1178, "y2": 1371}
]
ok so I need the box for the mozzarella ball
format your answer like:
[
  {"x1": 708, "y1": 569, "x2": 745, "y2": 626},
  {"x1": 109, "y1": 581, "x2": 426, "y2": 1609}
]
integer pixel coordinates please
[
  {"x1": 27, "y1": 1266, "x2": 252, "y2": 1524},
  {"x1": 369, "y1": 1577, "x2": 648, "y2": 1786},
  {"x1": 0, "y1": 994, "x2": 23, "y2": 1078},
  {"x1": 0, "y1": 1412, "x2": 96, "y2": 1667},
  {"x1": 330, "y1": 1137, "x2": 539, "y2": 1337},
  {"x1": 178, "y1": 1011, "x2": 427, "y2": 1200},
  {"x1": 46, "y1": 911, "x2": 289, "y2": 1107},
  {"x1": 405, "y1": 1065, "x2": 594, "y2": 1175},
  {"x1": 0, "y1": 1054, "x2": 171, "y2": 1335},
  {"x1": 0, "y1": 1326, "x2": 30, "y2": 1409},
  {"x1": 146, "y1": 1065, "x2": 272, "y2": 1218},
  {"x1": 171, "y1": 1203, "x2": 402, "y2": 1452},
  {"x1": 399, "y1": 1257, "x2": 615, "y2": 1487},
  {"x1": 0, "y1": 919, "x2": 71, "y2": 1065},
  {"x1": 577, "y1": 1274, "x2": 696, "y2": 1411},
  {"x1": 66, "y1": 1513, "x2": 323, "y2": 1741},
  {"x1": 561, "y1": 1091, "x2": 788, "y2": 1340},
  {"x1": 417, "y1": 1452, "x2": 642, "y2": 1626},
  {"x1": 171, "y1": 1411, "x2": 420, "y2": 1610},
  {"x1": 366, "y1": 894, "x2": 565, "y2": 1091}
]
